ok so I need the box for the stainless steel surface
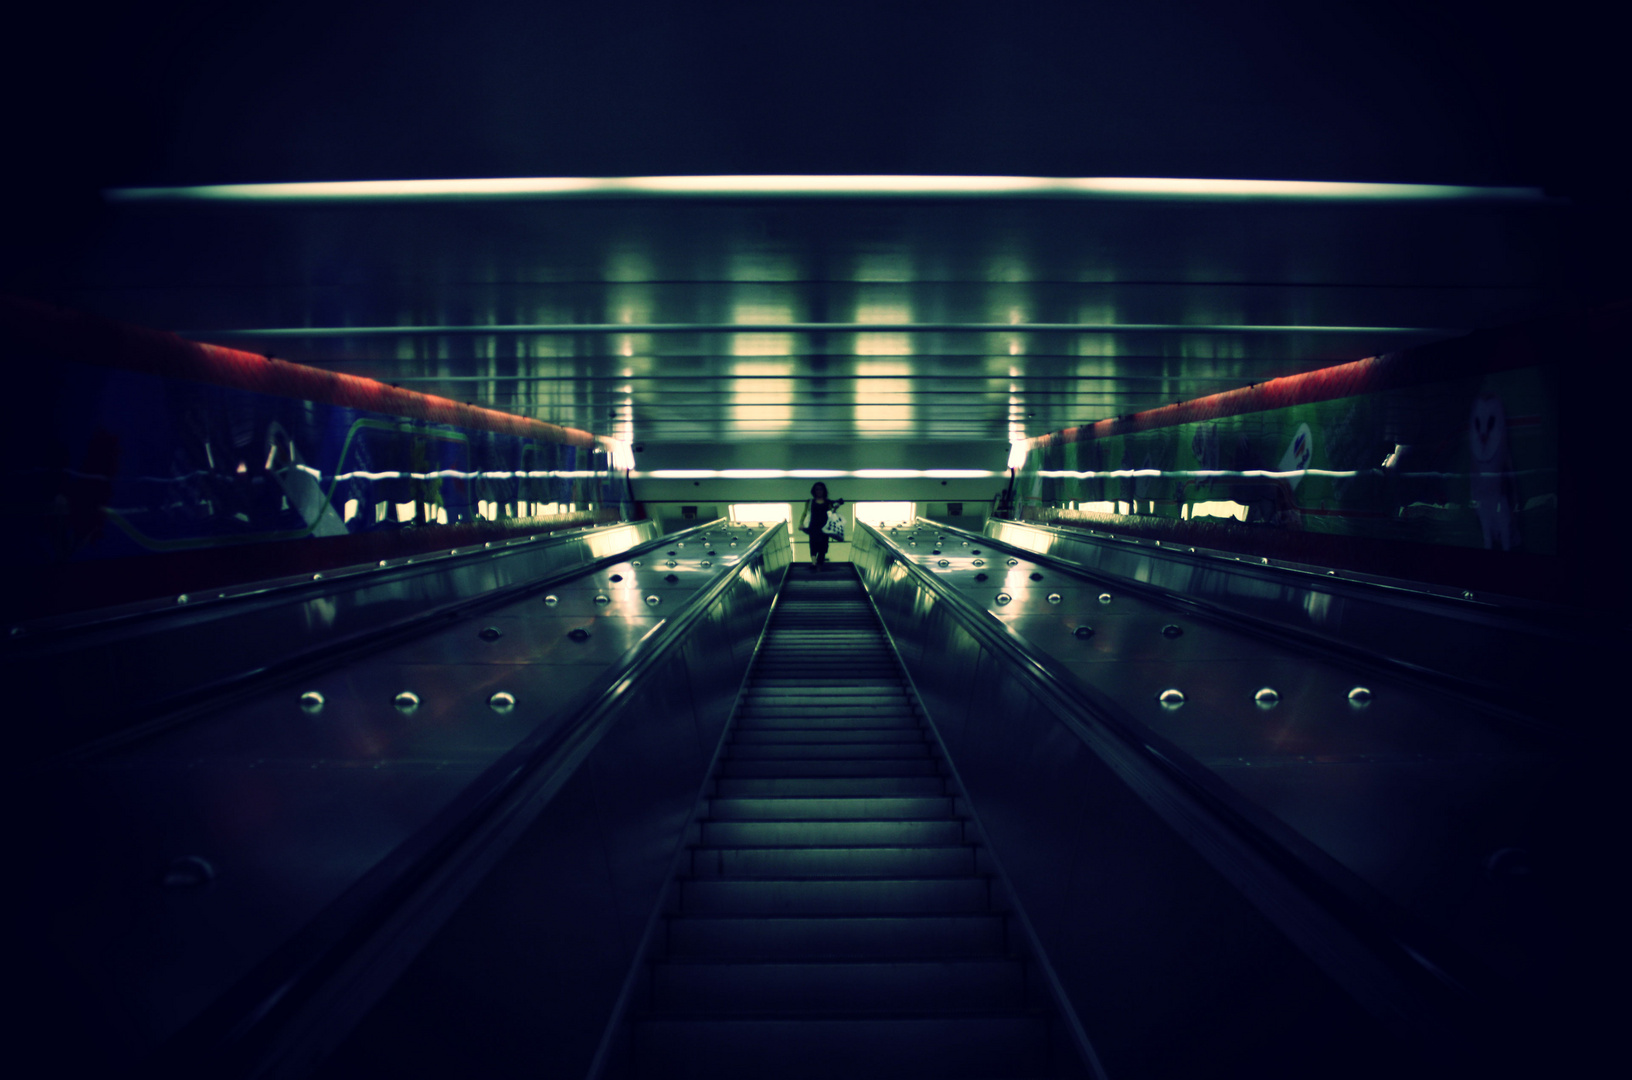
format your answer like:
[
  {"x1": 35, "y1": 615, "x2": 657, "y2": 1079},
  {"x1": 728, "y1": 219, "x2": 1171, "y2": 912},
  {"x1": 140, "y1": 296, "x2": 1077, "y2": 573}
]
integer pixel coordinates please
[
  {"x1": 7, "y1": 519, "x2": 661, "y2": 760},
  {"x1": 851, "y1": 521, "x2": 1583, "y2": 1074},
  {"x1": 984, "y1": 517, "x2": 1581, "y2": 717},
  {"x1": 20, "y1": 522, "x2": 791, "y2": 1074}
]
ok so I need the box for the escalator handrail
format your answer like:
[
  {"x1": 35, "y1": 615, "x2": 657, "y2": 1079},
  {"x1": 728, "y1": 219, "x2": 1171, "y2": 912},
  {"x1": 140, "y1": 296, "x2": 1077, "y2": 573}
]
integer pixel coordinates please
[
  {"x1": 914, "y1": 517, "x2": 1564, "y2": 732},
  {"x1": 26, "y1": 519, "x2": 726, "y2": 768},
  {"x1": 151, "y1": 522, "x2": 791, "y2": 1078},
  {"x1": 856, "y1": 522, "x2": 1507, "y2": 1046}
]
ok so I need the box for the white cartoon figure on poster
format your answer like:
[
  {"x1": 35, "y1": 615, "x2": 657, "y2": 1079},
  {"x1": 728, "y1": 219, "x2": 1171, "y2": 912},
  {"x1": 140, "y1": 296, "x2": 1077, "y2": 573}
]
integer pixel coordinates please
[
  {"x1": 1277, "y1": 422, "x2": 1313, "y2": 490},
  {"x1": 1468, "y1": 392, "x2": 1519, "y2": 550}
]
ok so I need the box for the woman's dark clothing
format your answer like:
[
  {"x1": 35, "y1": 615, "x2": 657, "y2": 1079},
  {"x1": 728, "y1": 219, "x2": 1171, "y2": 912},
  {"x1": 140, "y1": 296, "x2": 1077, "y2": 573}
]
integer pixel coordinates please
[{"x1": 804, "y1": 498, "x2": 839, "y2": 564}]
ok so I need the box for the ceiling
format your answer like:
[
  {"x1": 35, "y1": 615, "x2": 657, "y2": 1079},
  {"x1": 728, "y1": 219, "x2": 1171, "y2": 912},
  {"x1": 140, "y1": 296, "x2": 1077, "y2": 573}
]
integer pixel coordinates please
[{"x1": 3, "y1": 3, "x2": 1618, "y2": 473}]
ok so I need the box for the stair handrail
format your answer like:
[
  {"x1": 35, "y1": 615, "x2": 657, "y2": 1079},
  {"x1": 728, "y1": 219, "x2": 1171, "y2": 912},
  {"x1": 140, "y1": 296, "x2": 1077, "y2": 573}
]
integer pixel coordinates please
[{"x1": 149, "y1": 521, "x2": 791, "y2": 1078}]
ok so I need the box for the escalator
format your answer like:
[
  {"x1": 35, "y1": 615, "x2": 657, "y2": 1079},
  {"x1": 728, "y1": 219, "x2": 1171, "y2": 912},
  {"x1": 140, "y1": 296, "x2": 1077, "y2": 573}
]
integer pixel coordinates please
[{"x1": 613, "y1": 567, "x2": 1090, "y2": 1078}]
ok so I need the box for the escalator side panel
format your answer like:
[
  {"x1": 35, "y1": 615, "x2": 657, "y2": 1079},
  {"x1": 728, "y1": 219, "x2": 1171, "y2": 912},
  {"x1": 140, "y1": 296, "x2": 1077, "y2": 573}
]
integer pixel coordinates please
[
  {"x1": 852, "y1": 531, "x2": 1416, "y2": 1080},
  {"x1": 317, "y1": 553, "x2": 788, "y2": 1079}
]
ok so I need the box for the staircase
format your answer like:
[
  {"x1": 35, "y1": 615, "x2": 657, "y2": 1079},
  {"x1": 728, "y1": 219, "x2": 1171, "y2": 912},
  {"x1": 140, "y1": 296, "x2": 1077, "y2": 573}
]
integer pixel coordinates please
[{"x1": 620, "y1": 566, "x2": 1087, "y2": 1079}]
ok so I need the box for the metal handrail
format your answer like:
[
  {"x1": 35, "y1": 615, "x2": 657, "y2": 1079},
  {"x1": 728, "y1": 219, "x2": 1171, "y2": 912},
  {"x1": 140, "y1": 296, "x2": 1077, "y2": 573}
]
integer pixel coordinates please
[
  {"x1": 151, "y1": 522, "x2": 791, "y2": 1078},
  {"x1": 849, "y1": 559, "x2": 1110, "y2": 1080},
  {"x1": 913, "y1": 517, "x2": 1566, "y2": 731},
  {"x1": 22, "y1": 520, "x2": 720, "y2": 766},
  {"x1": 854, "y1": 522, "x2": 1506, "y2": 1048}
]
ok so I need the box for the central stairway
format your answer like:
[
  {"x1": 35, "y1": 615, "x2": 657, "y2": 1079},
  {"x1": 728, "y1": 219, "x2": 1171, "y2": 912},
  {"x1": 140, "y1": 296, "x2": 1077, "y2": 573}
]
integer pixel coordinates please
[{"x1": 617, "y1": 566, "x2": 1087, "y2": 1079}]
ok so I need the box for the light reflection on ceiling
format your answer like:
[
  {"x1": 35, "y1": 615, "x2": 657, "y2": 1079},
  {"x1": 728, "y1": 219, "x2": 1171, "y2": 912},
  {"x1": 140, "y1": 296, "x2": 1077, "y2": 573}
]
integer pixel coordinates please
[{"x1": 22, "y1": 178, "x2": 1570, "y2": 454}]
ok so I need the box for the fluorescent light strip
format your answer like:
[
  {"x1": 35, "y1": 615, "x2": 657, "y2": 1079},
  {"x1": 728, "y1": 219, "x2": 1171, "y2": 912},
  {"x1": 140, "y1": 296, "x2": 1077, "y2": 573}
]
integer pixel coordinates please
[
  {"x1": 639, "y1": 469, "x2": 1002, "y2": 480},
  {"x1": 183, "y1": 322, "x2": 1449, "y2": 338},
  {"x1": 109, "y1": 175, "x2": 1551, "y2": 204}
]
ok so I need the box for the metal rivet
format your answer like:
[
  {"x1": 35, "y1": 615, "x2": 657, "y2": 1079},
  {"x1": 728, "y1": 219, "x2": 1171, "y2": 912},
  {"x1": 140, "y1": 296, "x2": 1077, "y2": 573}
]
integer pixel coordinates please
[
  {"x1": 594, "y1": 595, "x2": 611, "y2": 605},
  {"x1": 1098, "y1": 593, "x2": 1112, "y2": 604},
  {"x1": 479, "y1": 626, "x2": 502, "y2": 641},
  {"x1": 676, "y1": 541, "x2": 685, "y2": 547},
  {"x1": 1074, "y1": 625, "x2": 1094, "y2": 639},
  {"x1": 1047, "y1": 593, "x2": 1062, "y2": 604},
  {"x1": 1161, "y1": 624, "x2": 1183, "y2": 638},
  {"x1": 1261, "y1": 557, "x2": 1270, "y2": 565},
  {"x1": 1158, "y1": 688, "x2": 1185, "y2": 708},
  {"x1": 488, "y1": 691, "x2": 517, "y2": 713},
  {"x1": 632, "y1": 559, "x2": 643, "y2": 566},
  {"x1": 568, "y1": 628, "x2": 590, "y2": 641},
  {"x1": 543, "y1": 594, "x2": 559, "y2": 606},
  {"x1": 909, "y1": 540, "x2": 917, "y2": 546},
  {"x1": 701, "y1": 560, "x2": 712, "y2": 568},
  {"x1": 485, "y1": 542, "x2": 493, "y2": 548},
  {"x1": 159, "y1": 856, "x2": 216, "y2": 888},
  {"x1": 378, "y1": 560, "x2": 388, "y2": 567},
  {"x1": 176, "y1": 594, "x2": 190, "y2": 604},
  {"x1": 1348, "y1": 686, "x2": 1373, "y2": 705},
  {"x1": 730, "y1": 540, "x2": 738, "y2": 546},
  {"x1": 1254, "y1": 687, "x2": 1279, "y2": 707},
  {"x1": 972, "y1": 558, "x2": 985, "y2": 567},
  {"x1": 665, "y1": 560, "x2": 677, "y2": 568},
  {"x1": 938, "y1": 559, "x2": 950, "y2": 567},
  {"x1": 299, "y1": 690, "x2": 325, "y2": 712},
  {"x1": 1462, "y1": 590, "x2": 1475, "y2": 600},
  {"x1": 995, "y1": 593, "x2": 1013, "y2": 605},
  {"x1": 961, "y1": 540, "x2": 970, "y2": 546},
  {"x1": 645, "y1": 594, "x2": 662, "y2": 606},
  {"x1": 1007, "y1": 558, "x2": 1019, "y2": 566},
  {"x1": 312, "y1": 572, "x2": 323, "y2": 581},
  {"x1": 393, "y1": 690, "x2": 420, "y2": 711}
]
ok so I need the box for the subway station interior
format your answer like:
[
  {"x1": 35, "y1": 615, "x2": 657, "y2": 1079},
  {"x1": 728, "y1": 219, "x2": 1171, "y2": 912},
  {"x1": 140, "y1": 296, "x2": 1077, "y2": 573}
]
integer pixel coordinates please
[{"x1": 6, "y1": 5, "x2": 1622, "y2": 1078}]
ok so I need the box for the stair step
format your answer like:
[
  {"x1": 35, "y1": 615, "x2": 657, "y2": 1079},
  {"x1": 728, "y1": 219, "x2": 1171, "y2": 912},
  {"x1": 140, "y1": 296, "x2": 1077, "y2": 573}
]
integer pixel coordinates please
[
  {"x1": 649, "y1": 958, "x2": 1029, "y2": 1013},
  {"x1": 689, "y1": 845, "x2": 977, "y2": 878},
  {"x1": 718, "y1": 759, "x2": 941, "y2": 779},
  {"x1": 631, "y1": 1013, "x2": 1050, "y2": 1079},
  {"x1": 704, "y1": 796, "x2": 958, "y2": 820},
  {"x1": 725, "y1": 743, "x2": 930, "y2": 762},
  {"x1": 735, "y1": 706, "x2": 917, "y2": 720},
  {"x1": 740, "y1": 690, "x2": 912, "y2": 701},
  {"x1": 730, "y1": 714, "x2": 921, "y2": 731},
  {"x1": 731, "y1": 728, "x2": 922, "y2": 744},
  {"x1": 700, "y1": 819, "x2": 968, "y2": 846},
  {"x1": 714, "y1": 776, "x2": 948, "y2": 796},
  {"x1": 665, "y1": 914, "x2": 1008, "y2": 959},
  {"x1": 679, "y1": 876, "x2": 992, "y2": 915}
]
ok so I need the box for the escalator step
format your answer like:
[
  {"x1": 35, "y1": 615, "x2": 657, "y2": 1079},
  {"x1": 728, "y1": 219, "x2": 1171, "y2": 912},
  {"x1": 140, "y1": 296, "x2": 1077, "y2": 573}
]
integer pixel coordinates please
[
  {"x1": 664, "y1": 913, "x2": 1008, "y2": 959},
  {"x1": 632, "y1": 1014, "x2": 1050, "y2": 1079},
  {"x1": 687, "y1": 844, "x2": 978, "y2": 879},
  {"x1": 679, "y1": 876, "x2": 992, "y2": 916},
  {"x1": 699, "y1": 819, "x2": 969, "y2": 846},
  {"x1": 649, "y1": 958, "x2": 1029, "y2": 1013}
]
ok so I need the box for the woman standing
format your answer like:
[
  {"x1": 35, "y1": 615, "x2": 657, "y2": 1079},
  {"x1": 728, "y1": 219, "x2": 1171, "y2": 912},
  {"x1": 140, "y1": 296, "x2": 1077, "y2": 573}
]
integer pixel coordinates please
[{"x1": 800, "y1": 482, "x2": 844, "y2": 570}]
